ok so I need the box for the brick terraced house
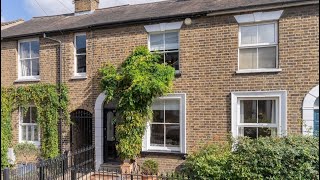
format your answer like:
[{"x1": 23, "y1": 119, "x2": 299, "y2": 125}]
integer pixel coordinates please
[{"x1": 1, "y1": 0, "x2": 319, "y2": 172}]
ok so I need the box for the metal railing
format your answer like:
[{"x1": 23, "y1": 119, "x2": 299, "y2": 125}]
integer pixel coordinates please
[{"x1": 1, "y1": 145, "x2": 190, "y2": 180}]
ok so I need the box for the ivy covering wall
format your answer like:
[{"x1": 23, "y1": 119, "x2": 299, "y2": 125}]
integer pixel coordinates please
[
  {"x1": 1, "y1": 84, "x2": 70, "y2": 168},
  {"x1": 99, "y1": 46, "x2": 175, "y2": 160}
]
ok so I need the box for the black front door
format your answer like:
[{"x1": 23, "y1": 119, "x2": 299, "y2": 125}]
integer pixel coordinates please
[{"x1": 103, "y1": 109, "x2": 118, "y2": 162}]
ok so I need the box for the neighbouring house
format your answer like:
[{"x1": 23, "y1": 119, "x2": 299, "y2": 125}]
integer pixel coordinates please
[
  {"x1": 1, "y1": 0, "x2": 319, "y2": 172},
  {"x1": 1, "y1": 19, "x2": 24, "y2": 30}
]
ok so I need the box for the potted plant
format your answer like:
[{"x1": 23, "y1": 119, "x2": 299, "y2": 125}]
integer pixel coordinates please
[{"x1": 141, "y1": 159, "x2": 159, "y2": 180}]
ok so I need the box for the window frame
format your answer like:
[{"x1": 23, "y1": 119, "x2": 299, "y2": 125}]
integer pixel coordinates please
[
  {"x1": 231, "y1": 91, "x2": 287, "y2": 138},
  {"x1": 148, "y1": 30, "x2": 180, "y2": 73},
  {"x1": 17, "y1": 38, "x2": 40, "y2": 80},
  {"x1": 73, "y1": 32, "x2": 87, "y2": 77},
  {"x1": 142, "y1": 93, "x2": 186, "y2": 153},
  {"x1": 19, "y1": 106, "x2": 40, "y2": 146},
  {"x1": 237, "y1": 21, "x2": 280, "y2": 73}
]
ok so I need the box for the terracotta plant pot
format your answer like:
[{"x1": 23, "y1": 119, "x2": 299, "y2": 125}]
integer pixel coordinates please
[
  {"x1": 120, "y1": 161, "x2": 133, "y2": 174},
  {"x1": 142, "y1": 175, "x2": 157, "y2": 180}
]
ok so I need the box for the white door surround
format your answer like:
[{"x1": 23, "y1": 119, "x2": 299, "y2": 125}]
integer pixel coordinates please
[
  {"x1": 94, "y1": 92, "x2": 106, "y2": 170},
  {"x1": 302, "y1": 85, "x2": 319, "y2": 135}
]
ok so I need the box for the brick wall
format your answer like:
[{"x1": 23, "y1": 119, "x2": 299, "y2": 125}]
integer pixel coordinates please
[{"x1": 1, "y1": 5, "x2": 319, "y2": 172}]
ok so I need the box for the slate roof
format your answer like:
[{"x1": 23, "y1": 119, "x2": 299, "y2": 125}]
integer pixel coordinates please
[
  {"x1": 1, "y1": 19, "x2": 24, "y2": 30},
  {"x1": 1, "y1": 0, "x2": 318, "y2": 39}
]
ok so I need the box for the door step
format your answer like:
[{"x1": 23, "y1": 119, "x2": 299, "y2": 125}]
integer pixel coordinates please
[{"x1": 99, "y1": 163, "x2": 122, "y2": 173}]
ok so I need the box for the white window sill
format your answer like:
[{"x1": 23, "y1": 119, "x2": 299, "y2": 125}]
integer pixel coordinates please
[
  {"x1": 14, "y1": 78, "x2": 41, "y2": 83},
  {"x1": 71, "y1": 75, "x2": 87, "y2": 80},
  {"x1": 236, "y1": 69, "x2": 282, "y2": 74},
  {"x1": 19, "y1": 141, "x2": 40, "y2": 147}
]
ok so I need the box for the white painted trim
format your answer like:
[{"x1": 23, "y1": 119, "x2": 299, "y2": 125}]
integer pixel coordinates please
[
  {"x1": 94, "y1": 92, "x2": 106, "y2": 171},
  {"x1": 144, "y1": 22, "x2": 183, "y2": 33},
  {"x1": 74, "y1": 32, "x2": 87, "y2": 77},
  {"x1": 142, "y1": 93, "x2": 187, "y2": 154},
  {"x1": 234, "y1": 10, "x2": 284, "y2": 24},
  {"x1": 302, "y1": 85, "x2": 319, "y2": 135},
  {"x1": 18, "y1": 106, "x2": 41, "y2": 147},
  {"x1": 231, "y1": 91, "x2": 287, "y2": 138},
  {"x1": 237, "y1": 22, "x2": 279, "y2": 71},
  {"x1": 17, "y1": 38, "x2": 40, "y2": 80},
  {"x1": 236, "y1": 69, "x2": 282, "y2": 74}
]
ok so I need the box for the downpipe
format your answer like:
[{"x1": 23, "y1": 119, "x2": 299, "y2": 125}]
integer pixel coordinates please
[{"x1": 43, "y1": 33, "x2": 63, "y2": 154}]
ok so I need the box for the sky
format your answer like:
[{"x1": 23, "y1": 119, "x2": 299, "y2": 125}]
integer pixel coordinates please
[{"x1": 1, "y1": 0, "x2": 167, "y2": 22}]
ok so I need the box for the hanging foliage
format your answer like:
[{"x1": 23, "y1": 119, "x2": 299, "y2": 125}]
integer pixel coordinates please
[
  {"x1": 99, "y1": 46, "x2": 175, "y2": 160},
  {"x1": 1, "y1": 84, "x2": 70, "y2": 168}
]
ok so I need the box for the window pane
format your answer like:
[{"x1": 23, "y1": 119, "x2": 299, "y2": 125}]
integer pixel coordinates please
[
  {"x1": 76, "y1": 55, "x2": 86, "y2": 73},
  {"x1": 150, "y1": 34, "x2": 164, "y2": 51},
  {"x1": 258, "y1": 24, "x2": 275, "y2": 43},
  {"x1": 153, "y1": 100, "x2": 164, "y2": 123},
  {"x1": 241, "y1": 26, "x2": 257, "y2": 45},
  {"x1": 165, "y1": 99, "x2": 180, "y2": 123},
  {"x1": 28, "y1": 126, "x2": 32, "y2": 141},
  {"x1": 34, "y1": 125, "x2": 39, "y2": 141},
  {"x1": 22, "y1": 126, "x2": 26, "y2": 141},
  {"x1": 258, "y1": 47, "x2": 276, "y2": 68},
  {"x1": 239, "y1": 48, "x2": 257, "y2": 69},
  {"x1": 150, "y1": 124, "x2": 164, "y2": 146},
  {"x1": 31, "y1": 59, "x2": 40, "y2": 76},
  {"x1": 241, "y1": 127, "x2": 257, "y2": 139},
  {"x1": 166, "y1": 124, "x2": 180, "y2": 147},
  {"x1": 314, "y1": 98, "x2": 319, "y2": 108},
  {"x1": 23, "y1": 107, "x2": 31, "y2": 123},
  {"x1": 31, "y1": 107, "x2": 37, "y2": 123},
  {"x1": 165, "y1": 32, "x2": 179, "y2": 50},
  {"x1": 21, "y1": 59, "x2": 31, "y2": 76},
  {"x1": 31, "y1": 41, "x2": 40, "y2": 58},
  {"x1": 258, "y1": 128, "x2": 277, "y2": 137},
  {"x1": 20, "y1": 42, "x2": 30, "y2": 59},
  {"x1": 258, "y1": 100, "x2": 275, "y2": 123},
  {"x1": 76, "y1": 35, "x2": 86, "y2": 54},
  {"x1": 241, "y1": 100, "x2": 257, "y2": 123},
  {"x1": 165, "y1": 52, "x2": 179, "y2": 71}
]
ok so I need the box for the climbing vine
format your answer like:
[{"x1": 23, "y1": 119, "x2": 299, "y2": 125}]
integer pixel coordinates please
[
  {"x1": 1, "y1": 84, "x2": 70, "y2": 168},
  {"x1": 99, "y1": 46, "x2": 175, "y2": 160}
]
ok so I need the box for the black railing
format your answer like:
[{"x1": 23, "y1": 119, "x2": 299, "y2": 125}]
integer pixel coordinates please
[
  {"x1": 2, "y1": 145, "x2": 190, "y2": 180},
  {"x1": 1, "y1": 145, "x2": 94, "y2": 180}
]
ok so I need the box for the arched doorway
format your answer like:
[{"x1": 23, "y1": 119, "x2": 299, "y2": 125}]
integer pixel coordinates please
[
  {"x1": 70, "y1": 109, "x2": 93, "y2": 151},
  {"x1": 302, "y1": 85, "x2": 319, "y2": 136}
]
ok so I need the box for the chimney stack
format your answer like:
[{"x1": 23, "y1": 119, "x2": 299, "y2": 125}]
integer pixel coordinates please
[{"x1": 74, "y1": 0, "x2": 99, "y2": 13}]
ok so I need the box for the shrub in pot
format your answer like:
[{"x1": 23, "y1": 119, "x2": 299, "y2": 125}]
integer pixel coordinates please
[
  {"x1": 141, "y1": 159, "x2": 159, "y2": 180},
  {"x1": 14, "y1": 142, "x2": 40, "y2": 164}
]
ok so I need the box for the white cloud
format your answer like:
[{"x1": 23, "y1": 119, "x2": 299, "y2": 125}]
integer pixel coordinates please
[
  {"x1": 1, "y1": 16, "x2": 5, "y2": 22},
  {"x1": 24, "y1": 0, "x2": 167, "y2": 17}
]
